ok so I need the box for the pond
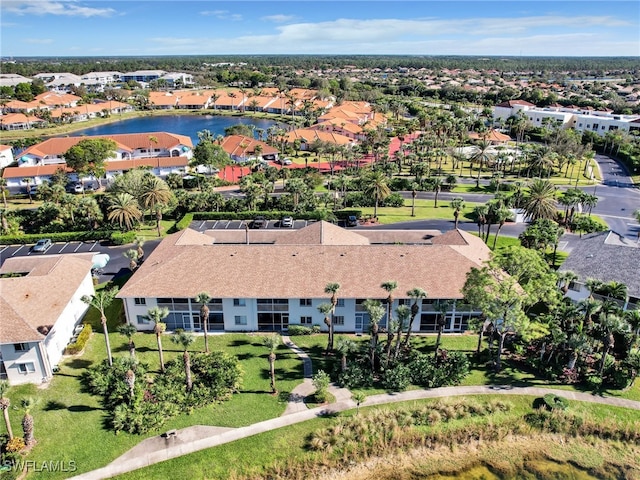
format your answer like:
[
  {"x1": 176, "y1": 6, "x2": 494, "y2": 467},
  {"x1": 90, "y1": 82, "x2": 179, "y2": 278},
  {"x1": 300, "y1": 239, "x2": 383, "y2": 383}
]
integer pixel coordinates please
[{"x1": 70, "y1": 114, "x2": 282, "y2": 146}]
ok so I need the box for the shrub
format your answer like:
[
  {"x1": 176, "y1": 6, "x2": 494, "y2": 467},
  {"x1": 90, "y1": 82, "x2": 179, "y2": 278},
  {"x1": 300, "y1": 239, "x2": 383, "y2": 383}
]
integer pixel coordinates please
[
  {"x1": 287, "y1": 325, "x2": 314, "y2": 336},
  {"x1": 311, "y1": 324, "x2": 322, "y2": 334},
  {"x1": 5, "y1": 437, "x2": 25, "y2": 453},
  {"x1": 65, "y1": 324, "x2": 92, "y2": 355},
  {"x1": 333, "y1": 209, "x2": 363, "y2": 220},
  {"x1": 337, "y1": 362, "x2": 374, "y2": 389},
  {"x1": 382, "y1": 192, "x2": 405, "y2": 207},
  {"x1": 0, "y1": 230, "x2": 113, "y2": 245},
  {"x1": 172, "y1": 212, "x2": 194, "y2": 232},
  {"x1": 110, "y1": 231, "x2": 137, "y2": 245},
  {"x1": 542, "y1": 393, "x2": 569, "y2": 411},
  {"x1": 381, "y1": 363, "x2": 412, "y2": 391},
  {"x1": 408, "y1": 351, "x2": 470, "y2": 388},
  {"x1": 312, "y1": 370, "x2": 331, "y2": 403}
]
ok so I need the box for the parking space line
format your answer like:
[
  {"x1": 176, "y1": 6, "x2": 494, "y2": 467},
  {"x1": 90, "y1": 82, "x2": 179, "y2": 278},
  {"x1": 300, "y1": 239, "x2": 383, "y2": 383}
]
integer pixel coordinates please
[
  {"x1": 212, "y1": 220, "x2": 219, "y2": 229},
  {"x1": 58, "y1": 242, "x2": 70, "y2": 253},
  {"x1": 0, "y1": 246, "x2": 8, "y2": 256},
  {"x1": 12, "y1": 246, "x2": 24, "y2": 256},
  {"x1": 89, "y1": 241, "x2": 98, "y2": 251},
  {"x1": 73, "y1": 243, "x2": 83, "y2": 252},
  {"x1": 199, "y1": 220, "x2": 206, "y2": 230},
  {"x1": 224, "y1": 220, "x2": 231, "y2": 229}
]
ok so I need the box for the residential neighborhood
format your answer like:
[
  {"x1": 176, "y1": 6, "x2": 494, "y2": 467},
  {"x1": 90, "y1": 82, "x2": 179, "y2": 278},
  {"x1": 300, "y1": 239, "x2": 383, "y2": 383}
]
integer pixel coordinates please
[{"x1": 1, "y1": 4, "x2": 640, "y2": 477}]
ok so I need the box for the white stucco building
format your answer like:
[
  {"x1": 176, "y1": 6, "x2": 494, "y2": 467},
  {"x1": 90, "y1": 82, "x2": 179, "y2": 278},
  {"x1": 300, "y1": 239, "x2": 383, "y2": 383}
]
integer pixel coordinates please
[
  {"x1": 118, "y1": 223, "x2": 490, "y2": 334},
  {"x1": 0, "y1": 256, "x2": 95, "y2": 385}
]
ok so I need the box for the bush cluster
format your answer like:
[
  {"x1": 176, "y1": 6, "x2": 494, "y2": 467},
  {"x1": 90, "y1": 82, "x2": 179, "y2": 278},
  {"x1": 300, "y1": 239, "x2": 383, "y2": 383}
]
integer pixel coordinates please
[
  {"x1": 64, "y1": 324, "x2": 92, "y2": 355},
  {"x1": 83, "y1": 352, "x2": 242, "y2": 434},
  {"x1": 287, "y1": 325, "x2": 321, "y2": 336},
  {"x1": 542, "y1": 393, "x2": 569, "y2": 411},
  {"x1": 0, "y1": 230, "x2": 113, "y2": 245},
  {"x1": 109, "y1": 231, "x2": 137, "y2": 245},
  {"x1": 172, "y1": 212, "x2": 194, "y2": 232},
  {"x1": 407, "y1": 350, "x2": 471, "y2": 388}
]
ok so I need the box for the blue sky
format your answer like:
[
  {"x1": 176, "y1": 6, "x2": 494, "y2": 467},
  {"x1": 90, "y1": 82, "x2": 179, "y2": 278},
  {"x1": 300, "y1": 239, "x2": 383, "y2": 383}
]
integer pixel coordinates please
[{"x1": 1, "y1": 1, "x2": 639, "y2": 57}]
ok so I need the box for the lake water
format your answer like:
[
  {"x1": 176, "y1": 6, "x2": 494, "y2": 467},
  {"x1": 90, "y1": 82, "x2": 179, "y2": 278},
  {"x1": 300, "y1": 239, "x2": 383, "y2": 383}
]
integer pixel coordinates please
[{"x1": 70, "y1": 115, "x2": 282, "y2": 146}]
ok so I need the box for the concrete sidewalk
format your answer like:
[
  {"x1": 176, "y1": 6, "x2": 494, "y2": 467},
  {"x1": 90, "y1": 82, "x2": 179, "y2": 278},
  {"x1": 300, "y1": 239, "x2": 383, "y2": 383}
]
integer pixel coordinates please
[
  {"x1": 68, "y1": 384, "x2": 640, "y2": 480},
  {"x1": 281, "y1": 335, "x2": 352, "y2": 415}
]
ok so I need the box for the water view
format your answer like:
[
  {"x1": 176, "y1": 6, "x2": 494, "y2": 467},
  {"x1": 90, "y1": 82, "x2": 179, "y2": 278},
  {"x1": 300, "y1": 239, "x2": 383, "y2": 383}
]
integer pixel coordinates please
[{"x1": 70, "y1": 114, "x2": 282, "y2": 146}]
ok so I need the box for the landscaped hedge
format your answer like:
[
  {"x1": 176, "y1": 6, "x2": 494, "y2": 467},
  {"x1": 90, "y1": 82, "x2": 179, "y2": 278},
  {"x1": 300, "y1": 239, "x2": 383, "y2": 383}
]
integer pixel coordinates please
[
  {"x1": 65, "y1": 324, "x2": 92, "y2": 355},
  {"x1": 110, "y1": 231, "x2": 137, "y2": 245},
  {"x1": 172, "y1": 212, "x2": 194, "y2": 232},
  {"x1": 333, "y1": 209, "x2": 363, "y2": 220},
  {"x1": 287, "y1": 325, "x2": 321, "y2": 336},
  {"x1": 191, "y1": 210, "x2": 331, "y2": 221},
  {"x1": 0, "y1": 230, "x2": 114, "y2": 245}
]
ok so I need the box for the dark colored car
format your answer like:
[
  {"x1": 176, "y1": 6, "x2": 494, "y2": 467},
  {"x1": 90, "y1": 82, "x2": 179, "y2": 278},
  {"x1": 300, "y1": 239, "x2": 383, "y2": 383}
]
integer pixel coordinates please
[
  {"x1": 251, "y1": 216, "x2": 267, "y2": 229},
  {"x1": 346, "y1": 215, "x2": 358, "y2": 227}
]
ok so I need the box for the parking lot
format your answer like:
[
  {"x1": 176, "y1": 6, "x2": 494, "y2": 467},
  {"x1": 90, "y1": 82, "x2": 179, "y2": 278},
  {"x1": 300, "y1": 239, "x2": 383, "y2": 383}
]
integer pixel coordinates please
[
  {"x1": 0, "y1": 240, "x2": 102, "y2": 260},
  {"x1": 189, "y1": 219, "x2": 321, "y2": 231}
]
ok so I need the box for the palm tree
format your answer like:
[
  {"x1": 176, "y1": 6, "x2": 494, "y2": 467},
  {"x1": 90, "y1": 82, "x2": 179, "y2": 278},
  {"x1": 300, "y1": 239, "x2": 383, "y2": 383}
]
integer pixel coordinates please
[
  {"x1": 450, "y1": 197, "x2": 465, "y2": 229},
  {"x1": 0, "y1": 381, "x2": 13, "y2": 439},
  {"x1": 393, "y1": 304, "x2": 411, "y2": 361},
  {"x1": 124, "y1": 369, "x2": 135, "y2": 404},
  {"x1": 145, "y1": 307, "x2": 169, "y2": 372},
  {"x1": 134, "y1": 237, "x2": 145, "y2": 261},
  {"x1": 625, "y1": 309, "x2": 640, "y2": 354},
  {"x1": 0, "y1": 178, "x2": 8, "y2": 209},
  {"x1": 141, "y1": 176, "x2": 172, "y2": 237},
  {"x1": 363, "y1": 299, "x2": 385, "y2": 372},
  {"x1": 21, "y1": 398, "x2": 37, "y2": 446},
  {"x1": 123, "y1": 249, "x2": 139, "y2": 271},
  {"x1": 317, "y1": 303, "x2": 334, "y2": 350},
  {"x1": 492, "y1": 206, "x2": 514, "y2": 249},
  {"x1": 171, "y1": 331, "x2": 196, "y2": 392},
  {"x1": 195, "y1": 292, "x2": 212, "y2": 354},
  {"x1": 323, "y1": 282, "x2": 341, "y2": 353},
  {"x1": 364, "y1": 171, "x2": 391, "y2": 218},
  {"x1": 404, "y1": 287, "x2": 426, "y2": 347},
  {"x1": 380, "y1": 281, "x2": 398, "y2": 366},
  {"x1": 107, "y1": 192, "x2": 142, "y2": 231},
  {"x1": 523, "y1": 179, "x2": 557, "y2": 221},
  {"x1": 352, "y1": 391, "x2": 367, "y2": 415},
  {"x1": 557, "y1": 270, "x2": 578, "y2": 294},
  {"x1": 431, "y1": 177, "x2": 443, "y2": 207},
  {"x1": 117, "y1": 323, "x2": 137, "y2": 358},
  {"x1": 335, "y1": 338, "x2": 356, "y2": 372},
  {"x1": 263, "y1": 334, "x2": 280, "y2": 394},
  {"x1": 81, "y1": 287, "x2": 119, "y2": 366},
  {"x1": 469, "y1": 139, "x2": 493, "y2": 188},
  {"x1": 473, "y1": 204, "x2": 489, "y2": 238}
]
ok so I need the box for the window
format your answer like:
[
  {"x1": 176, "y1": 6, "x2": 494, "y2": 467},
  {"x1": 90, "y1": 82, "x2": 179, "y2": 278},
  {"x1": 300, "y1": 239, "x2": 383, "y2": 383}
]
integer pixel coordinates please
[
  {"x1": 300, "y1": 316, "x2": 313, "y2": 324},
  {"x1": 333, "y1": 315, "x2": 345, "y2": 326},
  {"x1": 17, "y1": 363, "x2": 35, "y2": 374},
  {"x1": 299, "y1": 298, "x2": 312, "y2": 307},
  {"x1": 136, "y1": 315, "x2": 150, "y2": 325},
  {"x1": 134, "y1": 298, "x2": 146, "y2": 305},
  {"x1": 336, "y1": 299, "x2": 345, "y2": 307},
  {"x1": 14, "y1": 343, "x2": 29, "y2": 352},
  {"x1": 234, "y1": 315, "x2": 247, "y2": 326},
  {"x1": 568, "y1": 281, "x2": 582, "y2": 292},
  {"x1": 233, "y1": 298, "x2": 246, "y2": 307}
]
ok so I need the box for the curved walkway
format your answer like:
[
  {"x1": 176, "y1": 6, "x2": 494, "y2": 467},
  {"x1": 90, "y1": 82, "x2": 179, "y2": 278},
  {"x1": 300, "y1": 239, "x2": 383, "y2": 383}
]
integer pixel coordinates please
[
  {"x1": 281, "y1": 335, "x2": 352, "y2": 415},
  {"x1": 69, "y1": 385, "x2": 640, "y2": 480}
]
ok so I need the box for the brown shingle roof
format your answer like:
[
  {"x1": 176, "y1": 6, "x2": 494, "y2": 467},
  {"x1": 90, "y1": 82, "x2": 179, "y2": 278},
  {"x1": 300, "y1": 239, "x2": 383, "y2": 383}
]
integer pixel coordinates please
[
  {"x1": 118, "y1": 225, "x2": 491, "y2": 300},
  {"x1": 274, "y1": 221, "x2": 370, "y2": 245},
  {"x1": 0, "y1": 256, "x2": 93, "y2": 343}
]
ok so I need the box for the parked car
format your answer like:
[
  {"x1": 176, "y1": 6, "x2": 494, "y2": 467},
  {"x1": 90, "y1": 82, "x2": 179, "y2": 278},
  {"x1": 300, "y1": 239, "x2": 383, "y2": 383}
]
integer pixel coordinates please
[
  {"x1": 32, "y1": 238, "x2": 52, "y2": 253},
  {"x1": 73, "y1": 183, "x2": 85, "y2": 194},
  {"x1": 346, "y1": 215, "x2": 358, "y2": 227},
  {"x1": 250, "y1": 216, "x2": 267, "y2": 229},
  {"x1": 282, "y1": 158, "x2": 293, "y2": 165},
  {"x1": 280, "y1": 216, "x2": 294, "y2": 228}
]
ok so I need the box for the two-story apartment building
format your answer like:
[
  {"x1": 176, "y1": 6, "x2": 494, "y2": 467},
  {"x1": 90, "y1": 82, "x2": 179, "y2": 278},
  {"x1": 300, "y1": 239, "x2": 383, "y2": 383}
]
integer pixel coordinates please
[
  {"x1": 0, "y1": 256, "x2": 94, "y2": 385},
  {"x1": 1, "y1": 132, "x2": 193, "y2": 192},
  {"x1": 118, "y1": 223, "x2": 490, "y2": 334}
]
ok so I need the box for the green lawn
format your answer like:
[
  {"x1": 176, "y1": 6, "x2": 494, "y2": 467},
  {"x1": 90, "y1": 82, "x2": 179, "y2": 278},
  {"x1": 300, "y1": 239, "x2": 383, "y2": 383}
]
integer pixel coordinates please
[
  {"x1": 112, "y1": 393, "x2": 639, "y2": 480},
  {"x1": 358, "y1": 199, "x2": 481, "y2": 224},
  {"x1": 4, "y1": 306, "x2": 305, "y2": 480}
]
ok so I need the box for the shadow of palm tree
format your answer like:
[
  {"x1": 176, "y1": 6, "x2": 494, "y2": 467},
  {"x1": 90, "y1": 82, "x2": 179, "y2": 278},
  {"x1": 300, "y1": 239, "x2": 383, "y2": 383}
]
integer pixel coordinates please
[{"x1": 44, "y1": 400, "x2": 66, "y2": 411}]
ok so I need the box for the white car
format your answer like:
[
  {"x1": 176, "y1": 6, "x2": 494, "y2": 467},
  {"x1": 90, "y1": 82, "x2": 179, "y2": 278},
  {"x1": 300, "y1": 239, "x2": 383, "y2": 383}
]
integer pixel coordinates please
[{"x1": 282, "y1": 158, "x2": 293, "y2": 165}]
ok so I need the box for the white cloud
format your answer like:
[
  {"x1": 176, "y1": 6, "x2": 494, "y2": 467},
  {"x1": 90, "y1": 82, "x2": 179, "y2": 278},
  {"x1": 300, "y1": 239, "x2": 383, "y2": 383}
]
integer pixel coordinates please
[
  {"x1": 200, "y1": 9, "x2": 242, "y2": 21},
  {"x1": 24, "y1": 38, "x2": 53, "y2": 44},
  {"x1": 2, "y1": 0, "x2": 116, "y2": 17},
  {"x1": 262, "y1": 14, "x2": 296, "y2": 23}
]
